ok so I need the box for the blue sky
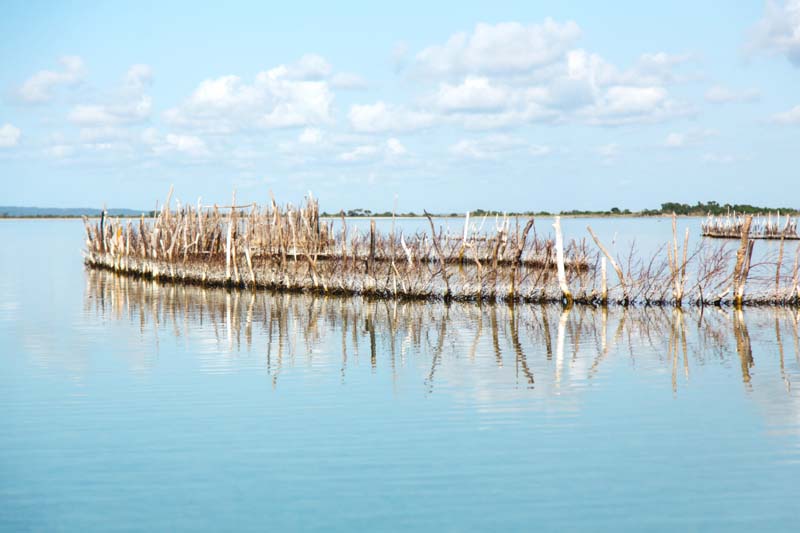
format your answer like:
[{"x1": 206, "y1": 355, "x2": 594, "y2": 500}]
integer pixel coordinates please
[{"x1": 0, "y1": 1, "x2": 798, "y2": 212}]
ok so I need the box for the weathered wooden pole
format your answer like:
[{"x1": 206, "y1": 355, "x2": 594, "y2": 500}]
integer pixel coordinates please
[
  {"x1": 733, "y1": 215, "x2": 754, "y2": 307},
  {"x1": 587, "y1": 225, "x2": 627, "y2": 304},
  {"x1": 425, "y1": 211, "x2": 451, "y2": 300},
  {"x1": 552, "y1": 216, "x2": 572, "y2": 305}
]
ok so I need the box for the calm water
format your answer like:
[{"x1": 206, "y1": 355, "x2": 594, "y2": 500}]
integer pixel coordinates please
[{"x1": 2, "y1": 219, "x2": 800, "y2": 531}]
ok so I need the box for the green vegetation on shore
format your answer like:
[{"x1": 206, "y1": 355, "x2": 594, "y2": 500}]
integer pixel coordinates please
[
  {"x1": 321, "y1": 201, "x2": 800, "y2": 218},
  {"x1": 2, "y1": 200, "x2": 797, "y2": 219}
]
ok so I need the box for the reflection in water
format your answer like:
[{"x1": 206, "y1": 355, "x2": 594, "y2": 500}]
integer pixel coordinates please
[{"x1": 84, "y1": 269, "x2": 800, "y2": 400}]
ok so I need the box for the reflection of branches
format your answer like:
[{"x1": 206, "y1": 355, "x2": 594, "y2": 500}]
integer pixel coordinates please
[
  {"x1": 670, "y1": 309, "x2": 688, "y2": 393},
  {"x1": 425, "y1": 306, "x2": 449, "y2": 393},
  {"x1": 555, "y1": 306, "x2": 571, "y2": 386},
  {"x1": 733, "y1": 309, "x2": 753, "y2": 388},
  {"x1": 775, "y1": 313, "x2": 791, "y2": 392},
  {"x1": 490, "y1": 305, "x2": 503, "y2": 367},
  {"x1": 84, "y1": 269, "x2": 800, "y2": 394},
  {"x1": 509, "y1": 304, "x2": 534, "y2": 388}
]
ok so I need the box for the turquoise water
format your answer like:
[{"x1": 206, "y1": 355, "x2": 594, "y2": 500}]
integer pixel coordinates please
[{"x1": 2, "y1": 219, "x2": 800, "y2": 531}]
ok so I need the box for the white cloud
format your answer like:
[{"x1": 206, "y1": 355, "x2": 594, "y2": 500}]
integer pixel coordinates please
[
  {"x1": 370, "y1": 27, "x2": 694, "y2": 131},
  {"x1": 330, "y1": 72, "x2": 367, "y2": 90},
  {"x1": 66, "y1": 63, "x2": 154, "y2": 127},
  {"x1": 337, "y1": 138, "x2": 408, "y2": 162},
  {"x1": 703, "y1": 152, "x2": 748, "y2": 164},
  {"x1": 415, "y1": 20, "x2": 581, "y2": 77},
  {"x1": 18, "y1": 56, "x2": 86, "y2": 103},
  {"x1": 165, "y1": 61, "x2": 334, "y2": 132},
  {"x1": 450, "y1": 134, "x2": 550, "y2": 160},
  {"x1": 596, "y1": 143, "x2": 620, "y2": 163},
  {"x1": 664, "y1": 129, "x2": 717, "y2": 148},
  {"x1": 78, "y1": 126, "x2": 130, "y2": 143},
  {"x1": 69, "y1": 95, "x2": 152, "y2": 126},
  {"x1": 750, "y1": 0, "x2": 800, "y2": 66},
  {"x1": 298, "y1": 128, "x2": 323, "y2": 144},
  {"x1": 141, "y1": 128, "x2": 209, "y2": 157},
  {"x1": 124, "y1": 64, "x2": 154, "y2": 90},
  {"x1": 338, "y1": 145, "x2": 379, "y2": 161},
  {"x1": 432, "y1": 77, "x2": 511, "y2": 112},
  {"x1": 141, "y1": 127, "x2": 160, "y2": 146},
  {"x1": 165, "y1": 134, "x2": 208, "y2": 156},
  {"x1": 285, "y1": 54, "x2": 332, "y2": 80},
  {"x1": 392, "y1": 41, "x2": 410, "y2": 71},
  {"x1": 772, "y1": 104, "x2": 800, "y2": 124},
  {"x1": 581, "y1": 86, "x2": 690, "y2": 125},
  {"x1": 348, "y1": 101, "x2": 436, "y2": 132},
  {"x1": 629, "y1": 52, "x2": 694, "y2": 85},
  {"x1": 705, "y1": 85, "x2": 760, "y2": 103},
  {"x1": 664, "y1": 133, "x2": 685, "y2": 148},
  {"x1": 0, "y1": 124, "x2": 21, "y2": 148},
  {"x1": 386, "y1": 138, "x2": 407, "y2": 155},
  {"x1": 45, "y1": 144, "x2": 75, "y2": 159}
]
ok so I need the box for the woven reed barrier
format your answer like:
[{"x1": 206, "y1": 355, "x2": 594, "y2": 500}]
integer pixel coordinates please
[
  {"x1": 83, "y1": 190, "x2": 800, "y2": 306},
  {"x1": 702, "y1": 212, "x2": 799, "y2": 240}
]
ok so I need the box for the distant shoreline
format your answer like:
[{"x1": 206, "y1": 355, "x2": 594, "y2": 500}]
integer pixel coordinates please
[
  {"x1": 3, "y1": 212, "x2": 799, "y2": 221},
  {"x1": 2, "y1": 200, "x2": 798, "y2": 220}
]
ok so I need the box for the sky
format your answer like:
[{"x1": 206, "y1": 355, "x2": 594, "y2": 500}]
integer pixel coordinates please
[{"x1": 0, "y1": 0, "x2": 798, "y2": 213}]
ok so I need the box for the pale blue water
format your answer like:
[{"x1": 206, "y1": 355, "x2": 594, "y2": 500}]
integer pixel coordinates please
[{"x1": 2, "y1": 219, "x2": 800, "y2": 531}]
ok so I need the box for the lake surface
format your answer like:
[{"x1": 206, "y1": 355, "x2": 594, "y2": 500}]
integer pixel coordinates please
[{"x1": 2, "y1": 219, "x2": 800, "y2": 531}]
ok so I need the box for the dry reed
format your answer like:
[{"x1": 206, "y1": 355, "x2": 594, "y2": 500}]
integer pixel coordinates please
[{"x1": 83, "y1": 190, "x2": 800, "y2": 307}]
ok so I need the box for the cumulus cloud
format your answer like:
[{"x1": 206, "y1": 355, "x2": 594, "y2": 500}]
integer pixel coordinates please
[
  {"x1": 165, "y1": 61, "x2": 334, "y2": 132},
  {"x1": 18, "y1": 56, "x2": 86, "y2": 103},
  {"x1": 415, "y1": 20, "x2": 581, "y2": 77},
  {"x1": 705, "y1": 85, "x2": 760, "y2": 103},
  {"x1": 450, "y1": 134, "x2": 550, "y2": 160},
  {"x1": 354, "y1": 22, "x2": 693, "y2": 132},
  {"x1": 124, "y1": 64, "x2": 154, "y2": 90},
  {"x1": 45, "y1": 144, "x2": 75, "y2": 159},
  {"x1": 298, "y1": 127, "x2": 323, "y2": 144},
  {"x1": 338, "y1": 145, "x2": 379, "y2": 161},
  {"x1": 348, "y1": 102, "x2": 436, "y2": 132},
  {"x1": 386, "y1": 138, "x2": 407, "y2": 155},
  {"x1": 78, "y1": 126, "x2": 130, "y2": 143},
  {"x1": 67, "y1": 63, "x2": 154, "y2": 127},
  {"x1": 69, "y1": 95, "x2": 152, "y2": 126},
  {"x1": 663, "y1": 129, "x2": 717, "y2": 148},
  {"x1": 703, "y1": 152, "x2": 748, "y2": 164},
  {"x1": 330, "y1": 72, "x2": 367, "y2": 90},
  {"x1": 749, "y1": 0, "x2": 800, "y2": 66},
  {"x1": 337, "y1": 138, "x2": 408, "y2": 162},
  {"x1": 142, "y1": 128, "x2": 209, "y2": 157},
  {"x1": 596, "y1": 143, "x2": 620, "y2": 163},
  {"x1": 285, "y1": 54, "x2": 333, "y2": 80},
  {"x1": 579, "y1": 86, "x2": 690, "y2": 126},
  {"x1": 432, "y1": 77, "x2": 511, "y2": 113},
  {"x1": 164, "y1": 134, "x2": 208, "y2": 156},
  {"x1": 772, "y1": 104, "x2": 800, "y2": 124},
  {"x1": 0, "y1": 123, "x2": 21, "y2": 148}
]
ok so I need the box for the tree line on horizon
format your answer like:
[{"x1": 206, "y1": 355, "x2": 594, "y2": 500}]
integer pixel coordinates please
[
  {"x1": 2, "y1": 200, "x2": 797, "y2": 219},
  {"x1": 320, "y1": 201, "x2": 800, "y2": 218}
]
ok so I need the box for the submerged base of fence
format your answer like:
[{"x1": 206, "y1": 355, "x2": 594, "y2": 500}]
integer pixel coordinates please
[{"x1": 84, "y1": 253, "x2": 800, "y2": 308}]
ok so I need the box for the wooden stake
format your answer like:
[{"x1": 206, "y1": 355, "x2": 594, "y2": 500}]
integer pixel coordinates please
[
  {"x1": 587, "y1": 225, "x2": 627, "y2": 303},
  {"x1": 553, "y1": 216, "x2": 572, "y2": 304}
]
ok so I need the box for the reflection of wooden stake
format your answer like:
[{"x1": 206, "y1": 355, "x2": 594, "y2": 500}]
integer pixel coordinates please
[
  {"x1": 733, "y1": 309, "x2": 753, "y2": 386},
  {"x1": 555, "y1": 306, "x2": 570, "y2": 385}
]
